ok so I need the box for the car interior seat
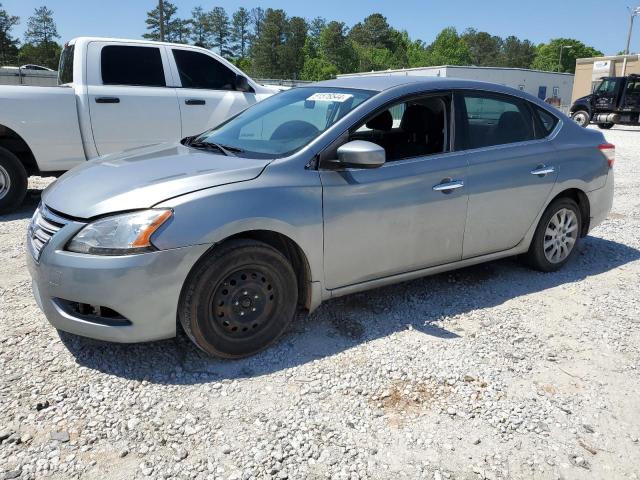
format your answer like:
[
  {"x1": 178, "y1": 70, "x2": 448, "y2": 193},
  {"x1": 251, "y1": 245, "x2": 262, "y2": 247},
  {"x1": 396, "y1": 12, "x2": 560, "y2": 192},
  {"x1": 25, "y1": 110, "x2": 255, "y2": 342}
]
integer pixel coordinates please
[{"x1": 493, "y1": 111, "x2": 529, "y2": 145}]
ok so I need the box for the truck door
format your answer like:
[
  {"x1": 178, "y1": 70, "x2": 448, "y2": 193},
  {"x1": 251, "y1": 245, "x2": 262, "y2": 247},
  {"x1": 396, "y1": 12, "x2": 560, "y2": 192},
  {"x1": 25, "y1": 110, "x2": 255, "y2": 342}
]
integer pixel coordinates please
[
  {"x1": 86, "y1": 42, "x2": 181, "y2": 156},
  {"x1": 167, "y1": 48, "x2": 258, "y2": 138},
  {"x1": 592, "y1": 78, "x2": 620, "y2": 112},
  {"x1": 622, "y1": 78, "x2": 640, "y2": 111}
]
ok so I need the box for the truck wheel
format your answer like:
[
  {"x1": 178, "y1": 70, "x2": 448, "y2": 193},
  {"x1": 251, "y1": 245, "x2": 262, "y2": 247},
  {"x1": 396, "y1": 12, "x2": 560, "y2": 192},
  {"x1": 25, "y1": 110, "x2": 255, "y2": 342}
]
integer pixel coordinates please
[
  {"x1": 571, "y1": 110, "x2": 590, "y2": 127},
  {"x1": 0, "y1": 147, "x2": 28, "y2": 214},
  {"x1": 179, "y1": 239, "x2": 298, "y2": 358},
  {"x1": 597, "y1": 123, "x2": 614, "y2": 130}
]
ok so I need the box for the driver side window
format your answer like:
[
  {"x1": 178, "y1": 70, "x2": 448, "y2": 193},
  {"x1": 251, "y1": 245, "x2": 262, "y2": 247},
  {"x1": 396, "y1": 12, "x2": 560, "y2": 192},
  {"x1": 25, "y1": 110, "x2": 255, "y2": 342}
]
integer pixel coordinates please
[
  {"x1": 350, "y1": 95, "x2": 450, "y2": 162},
  {"x1": 172, "y1": 49, "x2": 237, "y2": 90}
]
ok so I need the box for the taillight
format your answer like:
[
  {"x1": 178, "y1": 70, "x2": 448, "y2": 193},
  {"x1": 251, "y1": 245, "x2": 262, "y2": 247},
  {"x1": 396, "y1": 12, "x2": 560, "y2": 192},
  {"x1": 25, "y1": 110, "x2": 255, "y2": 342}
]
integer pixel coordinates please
[{"x1": 598, "y1": 143, "x2": 615, "y2": 168}]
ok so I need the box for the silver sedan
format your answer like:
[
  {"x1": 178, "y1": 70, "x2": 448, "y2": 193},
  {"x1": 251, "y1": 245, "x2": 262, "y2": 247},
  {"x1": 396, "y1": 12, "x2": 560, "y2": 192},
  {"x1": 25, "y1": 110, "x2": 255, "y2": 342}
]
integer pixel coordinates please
[{"x1": 27, "y1": 76, "x2": 615, "y2": 358}]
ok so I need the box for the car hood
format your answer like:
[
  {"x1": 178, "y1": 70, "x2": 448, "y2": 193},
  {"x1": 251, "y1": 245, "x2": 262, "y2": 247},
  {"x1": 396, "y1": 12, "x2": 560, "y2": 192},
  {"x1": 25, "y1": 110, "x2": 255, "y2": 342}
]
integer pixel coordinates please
[{"x1": 43, "y1": 143, "x2": 270, "y2": 219}]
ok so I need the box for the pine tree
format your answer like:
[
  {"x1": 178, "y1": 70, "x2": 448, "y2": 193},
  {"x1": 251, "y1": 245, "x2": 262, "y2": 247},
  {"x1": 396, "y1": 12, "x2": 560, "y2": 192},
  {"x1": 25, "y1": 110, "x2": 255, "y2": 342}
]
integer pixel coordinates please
[
  {"x1": 209, "y1": 6, "x2": 230, "y2": 56},
  {"x1": 0, "y1": 2, "x2": 20, "y2": 66},
  {"x1": 143, "y1": 1, "x2": 178, "y2": 42},
  {"x1": 251, "y1": 9, "x2": 287, "y2": 78},
  {"x1": 231, "y1": 7, "x2": 251, "y2": 58},
  {"x1": 190, "y1": 6, "x2": 211, "y2": 48},
  {"x1": 21, "y1": 6, "x2": 60, "y2": 69}
]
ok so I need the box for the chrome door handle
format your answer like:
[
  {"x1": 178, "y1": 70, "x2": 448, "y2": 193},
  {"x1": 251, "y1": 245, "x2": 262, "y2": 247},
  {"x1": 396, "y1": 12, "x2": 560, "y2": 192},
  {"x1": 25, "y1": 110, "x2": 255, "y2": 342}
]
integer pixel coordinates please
[
  {"x1": 433, "y1": 180, "x2": 464, "y2": 192},
  {"x1": 530, "y1": 165, "x2": 555, "y2": 176}
]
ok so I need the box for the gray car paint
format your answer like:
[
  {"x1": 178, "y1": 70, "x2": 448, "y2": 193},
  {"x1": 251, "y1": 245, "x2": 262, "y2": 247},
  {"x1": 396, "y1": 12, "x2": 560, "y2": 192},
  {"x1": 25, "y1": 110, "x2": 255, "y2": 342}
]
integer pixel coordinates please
[{"x1": 29, "y1": 76, "x2": 613, "y2": 343}]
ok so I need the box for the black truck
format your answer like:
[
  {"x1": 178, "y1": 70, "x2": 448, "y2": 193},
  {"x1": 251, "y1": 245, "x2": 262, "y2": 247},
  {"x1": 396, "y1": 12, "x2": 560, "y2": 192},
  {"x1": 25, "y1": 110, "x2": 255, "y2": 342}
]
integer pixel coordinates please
[{"x1": 570, "y1": 74, "x2": 640, "y2": 129}]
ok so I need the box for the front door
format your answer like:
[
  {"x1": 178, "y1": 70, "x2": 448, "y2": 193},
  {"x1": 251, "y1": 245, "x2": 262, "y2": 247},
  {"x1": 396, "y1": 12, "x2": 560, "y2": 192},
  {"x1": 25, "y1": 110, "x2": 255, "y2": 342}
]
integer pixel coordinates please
[
  {"x1": 321, "y1": 94, "x2": 469, "y2": 290},
  {"x1": 455, "y1": 91, "x2": 559, "y2": 258},
  {"x1": 86, "y1": 42, "x2": 181, "y2": 156},
  {"x1": 170, "y1": 48, "x2": 257, "y2": 137}
]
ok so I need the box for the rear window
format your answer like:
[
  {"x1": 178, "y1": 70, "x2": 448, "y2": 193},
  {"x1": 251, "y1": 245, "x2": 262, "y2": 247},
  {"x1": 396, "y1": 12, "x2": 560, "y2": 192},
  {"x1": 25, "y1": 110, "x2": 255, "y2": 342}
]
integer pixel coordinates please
[
  {"x1": 58, "y1": 44, "x2": 74, "y2": 85},
  {"x1": 533, "y1": 105, "x2": 559, "y2": 138},
  {"x1": 101, "y1": 45, "x2": 165, "y2": 87}
]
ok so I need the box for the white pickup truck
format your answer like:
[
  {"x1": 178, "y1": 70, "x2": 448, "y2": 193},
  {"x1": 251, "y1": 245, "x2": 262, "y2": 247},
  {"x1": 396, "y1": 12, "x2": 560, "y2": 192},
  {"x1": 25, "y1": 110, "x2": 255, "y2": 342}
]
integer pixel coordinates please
[{"x1": 0, "y1": 37, "x2": 279, "y2": 212}]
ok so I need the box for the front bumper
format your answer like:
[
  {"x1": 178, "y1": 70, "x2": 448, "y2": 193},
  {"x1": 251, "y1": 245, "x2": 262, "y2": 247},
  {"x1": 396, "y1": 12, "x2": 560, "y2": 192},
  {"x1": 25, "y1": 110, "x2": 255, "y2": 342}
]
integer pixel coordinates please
[{"x1": 26, "y1": 217, "x2": 211, "y2": 343}]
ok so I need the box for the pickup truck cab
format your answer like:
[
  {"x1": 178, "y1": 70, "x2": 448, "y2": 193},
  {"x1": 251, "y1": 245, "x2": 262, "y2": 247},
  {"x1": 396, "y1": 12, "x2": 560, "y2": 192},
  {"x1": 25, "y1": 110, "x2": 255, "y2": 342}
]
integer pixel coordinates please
[
  {"x1": 570, "y1": 74, "x2": 640, "y2": 129},
  {"x1": 0, "y1": 37, "x2": 278, "y2": 212}
]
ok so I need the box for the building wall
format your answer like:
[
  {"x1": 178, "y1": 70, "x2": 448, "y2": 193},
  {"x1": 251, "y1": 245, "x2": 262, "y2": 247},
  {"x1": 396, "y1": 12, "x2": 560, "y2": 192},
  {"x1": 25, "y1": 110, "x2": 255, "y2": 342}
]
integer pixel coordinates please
[
  {"x1": 338, "y1": 66, "x2": 574, "y2": 107},
  {"x1": 572, "y1": 55, "x2": 640, "y2": 102}
]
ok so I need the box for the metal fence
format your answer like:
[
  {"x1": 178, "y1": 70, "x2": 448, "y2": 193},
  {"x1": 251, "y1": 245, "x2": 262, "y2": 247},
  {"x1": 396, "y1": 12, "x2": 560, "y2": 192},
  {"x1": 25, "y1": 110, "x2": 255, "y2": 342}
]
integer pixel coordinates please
[
  {"x1": 0, "y1": 67, "x2": 58, "y2": 86},
  {"x1": 255, "y1": 78, "x2": 313, "y2": 88}
]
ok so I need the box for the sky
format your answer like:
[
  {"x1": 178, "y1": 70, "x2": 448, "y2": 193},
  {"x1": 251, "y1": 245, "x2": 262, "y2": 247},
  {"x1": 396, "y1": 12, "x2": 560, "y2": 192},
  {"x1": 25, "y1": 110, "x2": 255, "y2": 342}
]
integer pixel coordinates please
[{"x1": 2, "y1": 0, "x2": 637, "y2": 56}]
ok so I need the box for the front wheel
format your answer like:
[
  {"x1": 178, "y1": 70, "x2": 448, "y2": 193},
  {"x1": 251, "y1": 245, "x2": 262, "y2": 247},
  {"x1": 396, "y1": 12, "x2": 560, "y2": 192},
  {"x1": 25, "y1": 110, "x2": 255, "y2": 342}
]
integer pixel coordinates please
[
  {"x1": 524, "y1": 198, "x2": 582, "y2": 272},
  {"x1": 597, "y1": 123, "x2": 614, "y2": 130},
  {"x1": 179, "y1": 239, "x2": 298, "y2": 358},
  {"x1": 571, "y1": 110, "x2": 590, "y2": 127},
  {"x1": 0, "y1": 147, "x2": 28, "y2": 214}
]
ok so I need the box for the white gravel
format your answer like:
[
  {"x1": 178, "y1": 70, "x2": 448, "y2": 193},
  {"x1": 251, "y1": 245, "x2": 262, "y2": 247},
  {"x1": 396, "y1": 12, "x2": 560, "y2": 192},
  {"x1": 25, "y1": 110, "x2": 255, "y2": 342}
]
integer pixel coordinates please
[{"x1": 1, "y1": 126, "x2": 640, "y2": 480}]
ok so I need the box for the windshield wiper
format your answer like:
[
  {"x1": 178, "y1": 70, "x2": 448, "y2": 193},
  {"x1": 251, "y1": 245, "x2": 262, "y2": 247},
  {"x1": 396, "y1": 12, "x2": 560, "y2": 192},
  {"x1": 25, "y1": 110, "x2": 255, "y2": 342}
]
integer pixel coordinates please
[{"x1": 188, "y1": 140, "x2": 244, "y2": 156}]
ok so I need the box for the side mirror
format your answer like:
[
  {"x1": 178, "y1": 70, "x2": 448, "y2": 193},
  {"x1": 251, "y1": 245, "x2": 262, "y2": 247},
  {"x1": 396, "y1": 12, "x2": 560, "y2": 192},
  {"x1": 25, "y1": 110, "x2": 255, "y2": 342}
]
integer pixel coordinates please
[
  {"x1": 235, "y1": 74, "x2": 250, "y2": 92},
  {"x1": 334, "y1": 140, "x2": 386, "y2": 169}
]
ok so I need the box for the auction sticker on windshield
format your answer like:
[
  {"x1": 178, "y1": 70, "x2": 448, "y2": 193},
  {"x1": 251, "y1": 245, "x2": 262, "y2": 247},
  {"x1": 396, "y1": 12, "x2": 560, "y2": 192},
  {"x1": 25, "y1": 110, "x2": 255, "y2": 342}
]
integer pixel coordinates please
[{"x1": 306, "y1": 93, "x2": 354, "y2": 102}]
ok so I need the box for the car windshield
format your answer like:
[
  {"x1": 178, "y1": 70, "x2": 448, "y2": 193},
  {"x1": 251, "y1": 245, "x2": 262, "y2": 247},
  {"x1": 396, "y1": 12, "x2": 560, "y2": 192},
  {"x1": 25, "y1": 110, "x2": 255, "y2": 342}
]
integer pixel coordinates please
[{"x1": 193, "y1": 87, "x2": 374, "y2": 158}]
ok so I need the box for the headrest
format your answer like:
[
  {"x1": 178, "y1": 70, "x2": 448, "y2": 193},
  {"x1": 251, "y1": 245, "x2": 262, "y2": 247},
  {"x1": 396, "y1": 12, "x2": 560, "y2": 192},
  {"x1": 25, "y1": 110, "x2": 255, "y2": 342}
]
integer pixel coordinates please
[
  {"x1": 400, "y1": 105, "x2": 435, "y2": 135},
  {"x1": 366, "y1": 110, "x2": 393, "y2": 131}
]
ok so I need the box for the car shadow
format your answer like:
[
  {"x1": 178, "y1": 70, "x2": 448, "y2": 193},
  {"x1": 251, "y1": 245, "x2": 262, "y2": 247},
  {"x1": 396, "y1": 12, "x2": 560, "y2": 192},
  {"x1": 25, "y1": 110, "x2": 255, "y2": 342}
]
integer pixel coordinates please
[
  {"x1": 0, "y1": 188, "x2": 43, "y2": 221},
  {"x1": 59, "y1": 235, "x2": 640, "y2": 384}
]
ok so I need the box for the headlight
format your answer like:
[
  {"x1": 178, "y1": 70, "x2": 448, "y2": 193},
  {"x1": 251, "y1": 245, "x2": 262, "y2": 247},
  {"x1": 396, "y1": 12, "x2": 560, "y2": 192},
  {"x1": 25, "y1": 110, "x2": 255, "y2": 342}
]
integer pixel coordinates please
[{"x1": 66, "y1": 209, "x2": 172, "y2": 255}]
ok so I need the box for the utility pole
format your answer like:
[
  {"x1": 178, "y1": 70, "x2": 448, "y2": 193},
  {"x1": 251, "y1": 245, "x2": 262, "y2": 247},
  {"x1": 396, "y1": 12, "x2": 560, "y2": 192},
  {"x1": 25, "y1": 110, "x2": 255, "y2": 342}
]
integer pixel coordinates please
[
  {"x1": 626, "y1": 6, "x2": 640, "y2": 55},
  {"x1": 558, "y1": 45, "x2": 573, "y2": 73},
  {"x1": 159, "y1": 0, "x2": 165, "y2": 42}
]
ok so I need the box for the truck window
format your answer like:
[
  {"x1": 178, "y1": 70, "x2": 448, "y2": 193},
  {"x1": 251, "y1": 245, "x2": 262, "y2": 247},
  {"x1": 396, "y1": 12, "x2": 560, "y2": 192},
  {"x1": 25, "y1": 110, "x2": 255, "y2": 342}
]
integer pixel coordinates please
[
  {"x1": 101, "y1": 46, "x2": 166, "y2": 87},
  {"x1": 595, "y1": 79, "x2": 617, "y2": 94},
  {"x1": 58, "y1": 44, "x2": 74, "y2": 85},
  {"x1": 172, "y1": 49, "x2": 237, "y2": 90}
]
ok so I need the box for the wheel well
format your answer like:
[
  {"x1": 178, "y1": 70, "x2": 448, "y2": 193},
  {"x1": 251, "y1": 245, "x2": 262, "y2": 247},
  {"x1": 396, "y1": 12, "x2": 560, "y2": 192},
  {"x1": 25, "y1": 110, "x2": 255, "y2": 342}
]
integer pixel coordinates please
[
  {"x1": 550, "y1": 189, "x2": 590, "y2": 236},
  {"x1": 225, "y1": 230, "x2": 312, "y2": 311},
  {"x1": 0, "y1": 124, "x2": 37, "y2": 175}
]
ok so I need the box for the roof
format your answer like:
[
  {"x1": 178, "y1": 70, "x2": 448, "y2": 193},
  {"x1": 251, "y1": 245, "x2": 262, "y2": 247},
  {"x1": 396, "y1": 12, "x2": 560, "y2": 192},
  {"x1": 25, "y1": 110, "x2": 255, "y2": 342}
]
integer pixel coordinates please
[
  {"x1": 337, "y1": 64, "x2": 574, "y2": 78},
  {"x1": 576, "y1": 53, "x2": 640, "y2": 64},
  {"x1": 314, "y1": 75, "x2": 523, "y2": 93}
]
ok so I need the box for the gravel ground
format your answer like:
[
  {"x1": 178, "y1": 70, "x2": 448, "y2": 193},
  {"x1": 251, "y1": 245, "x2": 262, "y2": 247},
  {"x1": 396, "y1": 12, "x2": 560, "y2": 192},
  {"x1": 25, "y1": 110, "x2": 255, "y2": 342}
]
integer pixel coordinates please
[{"x1": 1, "y1": 126, "x2": 639, "y2": 480}]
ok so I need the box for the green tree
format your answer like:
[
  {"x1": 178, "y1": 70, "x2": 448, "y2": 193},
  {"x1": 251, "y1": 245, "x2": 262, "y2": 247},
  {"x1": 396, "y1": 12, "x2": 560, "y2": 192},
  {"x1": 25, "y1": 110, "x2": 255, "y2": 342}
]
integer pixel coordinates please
[
  {"x1": 497, "y1": 36, "x2": 537, "y2": 68},
  {"x1": 349, "y1": 13, "x2": 394, "y2": 50},
  {"x1": 301, "y1": 57, "x2": 338, "y2": 80},
  {"x1": 190, "y1": 6, "x2": 211, "y2": 48},
  {"x1": 0, "y1": 2, "x2": 19, "y2": 66},
  {"x1": 305, "y1": 17, "x2": 326, "y2": 58},
  {"x1": 404, "y1": 33, "x2": 429, "y2": 67},
  {"x1": 425, "y1": 27, "x2": 471, "y2": 66},
  {"x1": 280, "y1": 16, "x2": 307, "y2": 78},
  {"x1": 319, "y1": 21, "x2": 355, "y2": 73},
  {"x1": 250, "y1": 7, "x2": 265, "y2": 41},
  {"x1": 21, "y1": 6, "x2": 60, "y2": 69},
  {"x1": 231, "y1": 7, "x2": 251, "y2": 58},
  {"x1": 532, "y1": 38, "x2": 602, "y2": 73},
  {"x1": 143, "y1": 1, "x2": 179, "y2": 41},
  {"x1": 209, "y1": 6, "x2": 231, "y2": 56},
  {"x1": 251, "y1": 8, "x2": 287, "y2": 77},
  {"x1": 172, "y1": 18, "x2": 191, "y2": 44},
  {"x1": 462, "y1": 28, "x2": 502, "y2": 66}
]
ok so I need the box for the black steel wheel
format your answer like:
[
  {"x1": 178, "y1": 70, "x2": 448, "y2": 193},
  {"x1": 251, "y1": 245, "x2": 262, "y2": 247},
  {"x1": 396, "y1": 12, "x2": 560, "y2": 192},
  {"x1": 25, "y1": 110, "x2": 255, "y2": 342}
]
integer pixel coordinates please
[
  {"x1": 0, "y1": 146, "x2": 28, "y2": 214},
  {"x1": 571, "y1": 110, "x2": 590, "y2": 128},
  {"x1": 597, "y1": 123, "x2": 614, "y2": 130},
  {"x1": 179, "y1": 239, "x2": 298, "y2": 358}
]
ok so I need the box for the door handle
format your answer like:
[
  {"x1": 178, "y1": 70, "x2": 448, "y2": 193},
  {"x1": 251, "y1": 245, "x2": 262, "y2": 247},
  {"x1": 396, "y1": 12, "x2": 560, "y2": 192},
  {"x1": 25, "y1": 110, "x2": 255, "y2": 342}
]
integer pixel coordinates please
[
  {"x1": 433, "y1": 179, "x2": 464, "y2": 192},
  {"x1": 530, "y1": 165, "x2": 555, "y2": 176},
  {"x1": 95, "y1": 97, "x2": 120, "y2": 104},
  {"x1": 185, "y1": 99, "x2": 206, "y2": 105}
]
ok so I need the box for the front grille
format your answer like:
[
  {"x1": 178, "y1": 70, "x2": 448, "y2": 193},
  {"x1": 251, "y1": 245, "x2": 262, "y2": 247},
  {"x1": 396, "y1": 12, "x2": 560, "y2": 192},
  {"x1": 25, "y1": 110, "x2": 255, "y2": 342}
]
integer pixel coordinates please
[{"x1": 27, "y1": 204, "x2": 68, "y2": 261}]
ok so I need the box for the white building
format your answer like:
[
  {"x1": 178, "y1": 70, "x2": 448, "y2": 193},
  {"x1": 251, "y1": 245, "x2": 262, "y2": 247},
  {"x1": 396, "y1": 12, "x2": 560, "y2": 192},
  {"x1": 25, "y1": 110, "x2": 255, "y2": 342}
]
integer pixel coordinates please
[{"x1": 338, "y1": 65, "x2": 575, "y2": 108}]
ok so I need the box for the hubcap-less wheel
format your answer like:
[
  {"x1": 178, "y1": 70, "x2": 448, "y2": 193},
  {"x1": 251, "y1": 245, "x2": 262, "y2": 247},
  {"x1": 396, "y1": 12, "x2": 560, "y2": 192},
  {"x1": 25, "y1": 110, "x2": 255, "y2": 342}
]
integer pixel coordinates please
[
  {"x1": 572, "y1": 111, "x2": 589, "y2": 127},
  {"x1": 211, "y1": 268, "x2": 276, "y2": 339},
  {"x1": 544, "y1": 208, "x2": 578, "y2": 263},
  {"x1": 0, "y1": 164, "x2": 11, "y2": 201}
]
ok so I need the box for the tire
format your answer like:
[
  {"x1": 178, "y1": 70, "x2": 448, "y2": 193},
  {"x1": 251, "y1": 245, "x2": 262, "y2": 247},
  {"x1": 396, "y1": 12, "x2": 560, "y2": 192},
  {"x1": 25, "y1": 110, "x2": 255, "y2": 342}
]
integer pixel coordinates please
[
  {"x1": 178, "y1": 239, "x2": 298, "y2": 358},
  {"x1": 597, "y1": 123, "x2": 614, "y2": 130},
  {"x1": 0, "y1": 146, "x2": 28, "y2": 214},
  {"x1": 571, "y1": 110, "x2": 590, "y2": 127},
  {"x1": 524, "y1": 198, "x2": 582, "y2": 273}
]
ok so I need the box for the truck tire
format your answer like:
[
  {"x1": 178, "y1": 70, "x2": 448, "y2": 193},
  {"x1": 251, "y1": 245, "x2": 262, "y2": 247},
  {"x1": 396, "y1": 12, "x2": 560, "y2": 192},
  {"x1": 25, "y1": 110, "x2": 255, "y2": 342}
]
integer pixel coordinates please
[
  {"x1": 0, "y1": 146, "x2": 28, "y2": 214},
  {"x1": 597, "y1": 123, "x2": 614, "y2": 130},
  {"x1": 571, "y1": 110, "x2": 590, "y2": 127}
]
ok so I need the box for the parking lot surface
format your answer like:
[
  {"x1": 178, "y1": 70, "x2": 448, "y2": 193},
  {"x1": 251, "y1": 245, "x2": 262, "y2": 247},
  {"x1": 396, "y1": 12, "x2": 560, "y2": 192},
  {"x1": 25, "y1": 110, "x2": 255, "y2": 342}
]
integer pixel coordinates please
[{"x1": 1, "y1": 127, "x2": 639, "y2": 480}]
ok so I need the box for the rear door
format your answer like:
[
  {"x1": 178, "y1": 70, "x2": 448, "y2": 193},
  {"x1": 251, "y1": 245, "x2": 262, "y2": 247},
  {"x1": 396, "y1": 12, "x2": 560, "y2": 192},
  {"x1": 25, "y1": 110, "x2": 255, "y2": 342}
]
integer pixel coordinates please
[
  {"x1": 455, "y1": 91, "x2": 559, "y2": 258},
  {"x1": 86, "y1": 42, "x2": 181, "y2": 155},
  {"x1": 168, "y1": 48, "x2": 258, "y2": 137}
]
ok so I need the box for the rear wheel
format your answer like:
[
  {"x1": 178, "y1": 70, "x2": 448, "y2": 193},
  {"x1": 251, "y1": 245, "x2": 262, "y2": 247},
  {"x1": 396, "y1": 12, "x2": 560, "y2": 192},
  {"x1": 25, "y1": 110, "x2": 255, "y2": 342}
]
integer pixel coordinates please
[
  {"x1": 571, "y1": 110, "x2": 590, "y2": 127},
  {"x1": 0, "y1": 147, "x2": 28, "y2": 214},
  {"x1": 179, "y1": 239, "x2": 298, "y2": 358},
  {"x1": 525, "y1": 198, "x2": 582, "y2": 272},
  {"x1": 597, "y1": 123, "x2": 614, "y2": 130}
]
